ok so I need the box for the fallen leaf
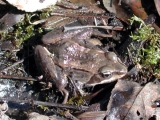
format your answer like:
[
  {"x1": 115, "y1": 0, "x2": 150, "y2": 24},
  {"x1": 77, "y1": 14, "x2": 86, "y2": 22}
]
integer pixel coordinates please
[
  {"x1": 0, "y1": 13, "x2": 24, "y2": 31},
  {"x1": 125, "y1": 82, "x2": 160, "y2": 119},
  {"x1": 106, "y1": 80, "x2": 142, "y2": 119},
  {"x1": 103, "y1": 0, "x2": 133, "y2": 24},
  {"x1": 106, "y1": 80, "x2": 160, "y2": 119},
  {"x1": 103, "y1": 0, "x2": 160, "y2": 34}
]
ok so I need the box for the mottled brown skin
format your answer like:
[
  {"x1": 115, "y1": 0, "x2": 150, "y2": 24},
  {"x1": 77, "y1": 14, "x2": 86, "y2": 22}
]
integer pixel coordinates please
[{"x1": 34, "y1": 28, "x2": 127, "y2": 104}]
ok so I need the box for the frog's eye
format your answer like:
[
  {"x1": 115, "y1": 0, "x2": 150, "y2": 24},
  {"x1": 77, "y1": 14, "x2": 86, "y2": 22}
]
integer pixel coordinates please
[
  {"x1": 100, "y1": 65, "x2": 114, "y2": 78},
  {"x1": 101, "y1": 72, "x2": 112, "y2": 79}
]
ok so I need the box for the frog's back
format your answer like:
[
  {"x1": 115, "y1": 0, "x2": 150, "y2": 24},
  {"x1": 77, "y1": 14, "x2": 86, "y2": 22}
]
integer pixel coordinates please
[{"x1": 51, "y1": 40, "x2": 107, "y2": 74}]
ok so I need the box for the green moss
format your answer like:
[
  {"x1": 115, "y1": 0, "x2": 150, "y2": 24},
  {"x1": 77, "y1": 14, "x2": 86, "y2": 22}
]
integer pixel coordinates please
[
  {"x1": 129, "y1": 15, "x2": 160, "y2": 78},
  {"x1": 67, "y1": 95, "x2": 88, "y2": 105},
  {"x1": 13, "y1": 13, "x2": 43, "y2": 46},
  {"x1": 0, "y1": 8, "x2": 53, "y2": 47},
  {"x1": 37, "y1": 105, "x2": 49, "y2": 111}
]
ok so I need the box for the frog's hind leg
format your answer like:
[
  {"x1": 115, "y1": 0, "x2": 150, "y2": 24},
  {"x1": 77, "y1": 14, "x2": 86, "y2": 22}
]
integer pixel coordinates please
[
  {"x1": 35, "y1": 45, "x2": 69, "y2": 104},
  {"x1": 59, "y1": 88, "x2": 69, "y2": 104},
  {"x1": 54, "y1": 67, "x2": 69, "y2": 104},
  {"x1": 55, "y1": 79, "x2": 69, "y2": 104}
]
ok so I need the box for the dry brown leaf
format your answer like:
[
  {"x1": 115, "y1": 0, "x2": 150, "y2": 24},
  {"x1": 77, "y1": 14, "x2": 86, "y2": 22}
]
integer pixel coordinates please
[
  {"x1": 125, "y1": 82, "x2": 160, "y2": 119},
  {"x1": 103, "y1": 0, "x2": 160, "y2": 34},
  {"x1": 106, "y1": 80, "x2": 160, "y2": 119},
  {"x1": 0, "y1": 13, "x2": 24, "y2": 31},
  {"x1": 106, "y1": 80, "x2": 142, "y2": 119},
  {"x1": 77, "y1": 111, "x2": 107, "y2": 120},
  {"x1": 103, "y1": 0, "x2": 133, "y2": 24}
]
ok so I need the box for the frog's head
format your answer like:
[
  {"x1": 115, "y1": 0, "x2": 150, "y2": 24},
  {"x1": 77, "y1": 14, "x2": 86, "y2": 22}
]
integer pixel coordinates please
[{"x1": 86, "y1": 52, "x2": 127, "y2": 86}]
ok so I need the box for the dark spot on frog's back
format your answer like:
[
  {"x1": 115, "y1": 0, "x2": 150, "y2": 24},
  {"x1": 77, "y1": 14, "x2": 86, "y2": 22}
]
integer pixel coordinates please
[{"x1": 79, "y1": 53, "x2": 94, "y2": 64}]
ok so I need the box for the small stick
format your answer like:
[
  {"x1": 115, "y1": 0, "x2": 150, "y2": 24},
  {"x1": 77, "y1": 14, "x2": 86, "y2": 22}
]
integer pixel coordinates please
[
  {"x1": 33, "y1": 101, "x2": 88, "y2": 111},
  {"x1": 0, "y1": 53, "x2": 34, "y2": 74},
  {"x1": 0, "y1": 59, "x2": 24, "y2": 73},
  {"x1": 0, "y1": 98, "x2": 88, "y2": 111},
  {"x1": 85, "y1": 88, "x2": 105, "y2": 101},
  {"x1": 0, "y1": 74, "x2": 38, "y2": 81},
  {"x1": 64, "y1": 25, "x2": 123, "y2": 32},
  {"x1": 51, "y1": 12, "x2": 113, "y2": 19},
  {"x1": 85, "y1": 82, "x2": 116, "y2": 102},
  {"x1": 67, "y1": 76, "x2": 82, "y2": 96}
]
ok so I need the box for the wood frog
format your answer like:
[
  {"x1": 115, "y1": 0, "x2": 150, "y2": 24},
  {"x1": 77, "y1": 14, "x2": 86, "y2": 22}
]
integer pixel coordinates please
[{"x1": 34, "y1": 28, "x2": 127, "y2": 104}]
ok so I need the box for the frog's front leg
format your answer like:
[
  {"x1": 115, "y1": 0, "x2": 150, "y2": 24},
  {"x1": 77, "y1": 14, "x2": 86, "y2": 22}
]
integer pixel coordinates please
[{"x1": 34, "y1": 45, "x2": 69, "y2": 104}]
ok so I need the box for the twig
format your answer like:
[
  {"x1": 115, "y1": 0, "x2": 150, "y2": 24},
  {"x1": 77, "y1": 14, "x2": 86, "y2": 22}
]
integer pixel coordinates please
[
  {"x1": 85, "y1": 82, "x2": 116, "y2": 102},
  {"x1": 0, "y1": 59, "x2": 24, "y2": 73},
  {"x1": 33, "y1": 101, "x2": 88, "y2": 111},
  {"x1": 0, "y1": 55, "x2": 37, "y2": 82},
  {"x1": 68, "y1": 76, "x2": 82, "y2": 96},
  {"x1": 64, "y1": 25, "x2": 123, "y2": 32},
  {"x1": 85, "y1": 88, "x2": 105, "y2": 102},
  {"x1": 51, "y1": 12, "x2": 114, "y2": 19},
  {"x1": 0, "y1": 53, "x2": 34, "y2": 74},
  {"x1": 0, "y1": 98, "x2": 88, "y2": 111},
  {"x1": 0, "y1": 74, "x2": 37, "y2": 81}
]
